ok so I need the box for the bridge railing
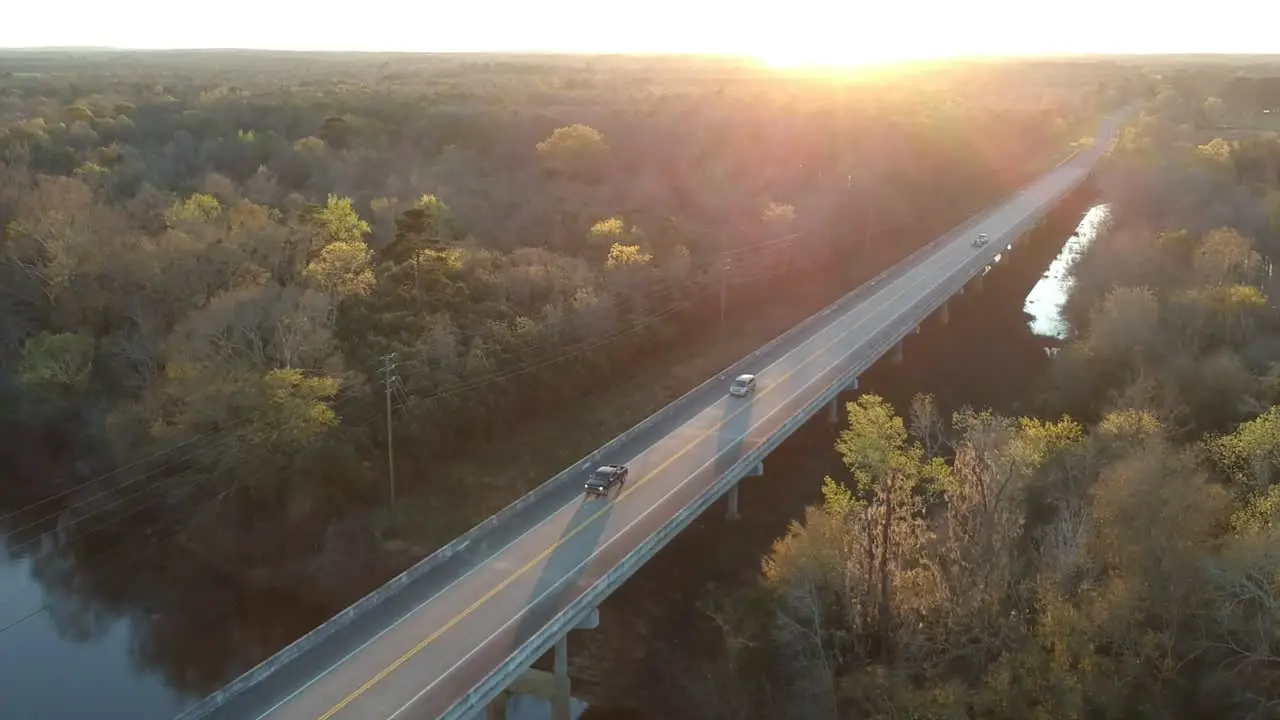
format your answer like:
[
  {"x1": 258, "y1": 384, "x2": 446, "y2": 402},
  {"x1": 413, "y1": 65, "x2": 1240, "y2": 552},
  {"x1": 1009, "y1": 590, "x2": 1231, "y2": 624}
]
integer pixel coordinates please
[
  {"x1": 441, "y1": 154, "x2": 1102, "y2": 719},
  {"x1": 178, "y1": 145, "x2": 1098, "y2": 720}
]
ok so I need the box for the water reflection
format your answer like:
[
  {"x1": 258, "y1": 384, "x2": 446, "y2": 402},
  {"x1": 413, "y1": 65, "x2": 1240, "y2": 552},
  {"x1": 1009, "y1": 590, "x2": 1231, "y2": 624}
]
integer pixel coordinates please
[
  {"x1": 0, "y1": 552, "x2": 188, "y2": 720},
  {"x1": 0, "y1": 520, "x2": 335, "y2": 720},
  {"x1": 1024, "y1": 204, "x2": 1110, "y2": 339}
]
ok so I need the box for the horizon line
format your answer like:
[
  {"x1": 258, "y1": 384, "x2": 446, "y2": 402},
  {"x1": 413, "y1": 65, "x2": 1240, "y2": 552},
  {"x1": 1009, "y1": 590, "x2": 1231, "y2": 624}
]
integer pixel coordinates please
[{"x1": 2, "y1": 46, "x2": 1276, "y2": 60}]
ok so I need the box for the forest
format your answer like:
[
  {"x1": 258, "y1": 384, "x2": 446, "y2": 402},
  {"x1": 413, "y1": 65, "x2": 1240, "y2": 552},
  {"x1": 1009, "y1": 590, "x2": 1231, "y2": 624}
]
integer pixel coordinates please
[
  {"x1": 0, "y1": 49, "x2": 1126, "y2": 615},
  {"x1": 685, "y1": 69, "x2": 1280, "y2": 718}
]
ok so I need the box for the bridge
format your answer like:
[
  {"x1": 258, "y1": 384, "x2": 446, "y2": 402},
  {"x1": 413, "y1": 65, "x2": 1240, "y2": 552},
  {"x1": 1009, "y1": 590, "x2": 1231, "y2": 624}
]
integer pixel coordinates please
[{"x1": 179, "y1": 109, "x2": 1132, "y2": 720}]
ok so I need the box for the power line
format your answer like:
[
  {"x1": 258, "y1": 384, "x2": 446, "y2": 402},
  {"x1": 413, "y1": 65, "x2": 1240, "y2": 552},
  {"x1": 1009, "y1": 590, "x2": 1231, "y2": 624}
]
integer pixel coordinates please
[
  {"x1": 0, "y1": 224, "x2": 821, "y2": 634},
  {"x1": 388, "y1": 230, "x2": 812, "y2": 374},
  {"x1": 0, "y1": 400, "x2": 390, "y2": 615},
  {"x1": 0, "y1": 372, "x2": 375, "y2": 531},
  {"x1": 0, "y1": 431, "x2": 309, "y2": 634},
  {"x1": 395, "y1": 240, "x2": 798, "y2": 375},
  {"x1": 390, "y1": 276, "x2": 733, "y2": 411},
  {"x1": 0, "y1": 419, "x2": 272, "y2": 541},
  {"x1": 0, "y1": 275, "x2": 720, "y2": 565},
  {"x1": 387, "y1": 270, "x2": 713, "y2": 372},
  {"x1": 0, "y1": 231, "x2": 821, "y2": 632},
  {"x1": 0, "y1": 386, "x2": 388, "y2": 565},
  {"x1": 5, "y1": 280, "x2": 716, "y2": 562},
  {"x1": 0, "y1": 417, "x2": 292, "y2": 562},
  {"x1": 0, "y1": 285, "x2": 700, "y2": 545},
  {"x1": 386, "y1": 275, "x2": 719, "y2": 389},
  {"x1": 0, "y1": 412, "x2": 266, "y2": 527},
  {"x1": 0, "y1": 228, "x2": 811, "y2": 548}
]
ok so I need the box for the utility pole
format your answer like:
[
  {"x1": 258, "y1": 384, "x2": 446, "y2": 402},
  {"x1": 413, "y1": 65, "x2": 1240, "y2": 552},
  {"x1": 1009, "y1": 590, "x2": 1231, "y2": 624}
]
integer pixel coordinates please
[
  {"x1": 864, "y1": 179, "x2": 874, "y2": 253},
  {"x1": 380, "y1": 352, "x2": 398, "y2": 513},
  {"x1": 719, "y1": 255, "x2": 731, "y2": 343}
]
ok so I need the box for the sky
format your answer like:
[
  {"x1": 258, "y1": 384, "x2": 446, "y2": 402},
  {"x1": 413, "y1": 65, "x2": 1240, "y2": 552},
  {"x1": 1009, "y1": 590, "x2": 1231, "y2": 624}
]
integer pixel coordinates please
[{"x1": 1, "y1": 0, "x2": 1276, "y2": 67}]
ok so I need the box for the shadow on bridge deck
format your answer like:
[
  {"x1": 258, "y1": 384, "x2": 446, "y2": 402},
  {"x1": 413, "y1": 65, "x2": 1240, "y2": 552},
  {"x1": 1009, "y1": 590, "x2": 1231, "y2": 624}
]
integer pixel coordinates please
[{"x1": 509, "y1": 487, "x2": 614, "y2": 672}]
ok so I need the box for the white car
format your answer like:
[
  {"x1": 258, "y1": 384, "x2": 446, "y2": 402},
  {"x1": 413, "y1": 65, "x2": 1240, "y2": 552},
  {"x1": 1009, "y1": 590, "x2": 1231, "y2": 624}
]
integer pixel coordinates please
[
  {"x1": 972, "y1": 233, "x2": 989, "y2": 247},
  {"x1": 729, "y1": 373, "x2": 757, "y2": 397}
]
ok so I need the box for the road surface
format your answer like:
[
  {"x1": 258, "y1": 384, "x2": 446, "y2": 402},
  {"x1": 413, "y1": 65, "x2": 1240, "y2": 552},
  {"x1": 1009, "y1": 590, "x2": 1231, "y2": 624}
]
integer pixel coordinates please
[{"x1": 197, "y1": 127, "x2": 1118, "y2": 720}]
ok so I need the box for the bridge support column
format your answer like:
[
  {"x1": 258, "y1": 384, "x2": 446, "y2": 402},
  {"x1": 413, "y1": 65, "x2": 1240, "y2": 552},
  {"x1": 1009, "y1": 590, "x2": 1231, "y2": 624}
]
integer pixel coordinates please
[
  {"x1": 825, "y1": 377, "x2": 858, "y2": 424},
  {"x1": 497, "y1": 609, "x2": 598, "y2": 720},
  {"x1": 974, "y1": 273, "x2": 985, "y2": 292},
  {"x1": 552, "y1": 635, "x2": 570, "y2": 720},
  {"x1": 913, "y1": 324, "x2": 921, "y2": 335},
  {"x1": 726, "y1": 463, "x2": 764, "y2": 520},
  {"x1": 940, "y1": 300, "x2": 950, "y2": 325},
  {"x1": 891, "y1": 340, "x2": 904, "y2": 365}
]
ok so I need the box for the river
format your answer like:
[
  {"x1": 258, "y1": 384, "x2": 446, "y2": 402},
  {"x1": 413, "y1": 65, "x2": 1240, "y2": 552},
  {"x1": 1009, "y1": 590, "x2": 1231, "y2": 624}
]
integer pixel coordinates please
[{"x1": 0, "y1": 201, "x2": 1107, "y2": 720}]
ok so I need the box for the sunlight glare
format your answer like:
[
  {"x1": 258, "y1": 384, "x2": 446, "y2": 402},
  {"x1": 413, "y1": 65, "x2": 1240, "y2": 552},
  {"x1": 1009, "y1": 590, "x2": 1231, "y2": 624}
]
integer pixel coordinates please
[
  {"x1": 755, "y1": 45, "x2": 945, "y2": 77},
  {"x1": 748, "y1": 6, "x2": 971, "y2": 75}
]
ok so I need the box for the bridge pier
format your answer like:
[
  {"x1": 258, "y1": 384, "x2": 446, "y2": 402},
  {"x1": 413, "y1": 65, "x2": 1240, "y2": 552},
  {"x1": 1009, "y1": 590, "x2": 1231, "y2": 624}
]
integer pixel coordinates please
[
  {"x1": 727, "y1": 462, "x2": 765, "y2": 520},
  {"x1": 891, "y1": 340, "x2": 904, "y2": 364},
  {"x1": 552, "y1": 636, "x2": 570, "y2": 720},
  {"x1": 484, "y1": 608, "x2": 599, "y2": 720},
  {"x1": 939, "y1": 300, "x2": 950, "y2": 325},
  {"x1": 973, "y1": 273, "x2": 985, "y2": 292},
  {"x1": 826, "y1": 376, "x2": 859, "y2": 423}
]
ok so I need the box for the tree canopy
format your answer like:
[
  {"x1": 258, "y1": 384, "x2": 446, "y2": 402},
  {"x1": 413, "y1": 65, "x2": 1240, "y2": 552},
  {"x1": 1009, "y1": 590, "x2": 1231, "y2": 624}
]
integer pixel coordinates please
[
  {"x1": 0, "y1": 49, "x2": 1125, "y2": 708},
  {"x1": 688, "y1": 71, "x2": 1280, "y2": 720}
]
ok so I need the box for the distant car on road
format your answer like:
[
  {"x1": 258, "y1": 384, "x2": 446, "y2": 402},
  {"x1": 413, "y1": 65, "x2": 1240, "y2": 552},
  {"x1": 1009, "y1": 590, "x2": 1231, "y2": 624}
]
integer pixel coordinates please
[
  {"x1": 729, "y1": 373, "x2": 757, "y2": 397},
  {"x1": 972, "y1": 233, "x2": 989, "y2": 247},
  {"x1": 585, "y1": 464, "x2": 628, "y2": 497}
]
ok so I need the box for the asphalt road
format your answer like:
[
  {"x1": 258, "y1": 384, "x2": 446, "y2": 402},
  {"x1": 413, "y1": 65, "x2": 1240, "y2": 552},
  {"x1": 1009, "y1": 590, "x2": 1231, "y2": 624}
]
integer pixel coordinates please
[{"x1": 196, "y1": 118, "x2": 1124, "y2": 720}]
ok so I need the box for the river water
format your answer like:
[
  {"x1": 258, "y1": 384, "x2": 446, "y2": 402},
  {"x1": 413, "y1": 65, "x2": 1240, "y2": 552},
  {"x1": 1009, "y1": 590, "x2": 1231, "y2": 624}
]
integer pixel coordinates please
[
  {"x1": 0, "y1": 550, "x2": 187, "y2": 717},
  {"x1": 1024, "y1": 204, "x2": 1110, "y2": 340},
  {"x1": 0, "y1": 202, "x2": 1107, "y2": 720}
]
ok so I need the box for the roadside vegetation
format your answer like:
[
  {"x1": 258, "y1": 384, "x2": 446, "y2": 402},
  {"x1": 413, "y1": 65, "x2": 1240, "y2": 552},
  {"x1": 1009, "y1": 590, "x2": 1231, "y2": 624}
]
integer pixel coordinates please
[
  {"x1": 0, "y1": 50, "x2": 1131, "y2": 699},
  {"x1": 696, "y1": 71, "x2": 1280, "y2": 719}
]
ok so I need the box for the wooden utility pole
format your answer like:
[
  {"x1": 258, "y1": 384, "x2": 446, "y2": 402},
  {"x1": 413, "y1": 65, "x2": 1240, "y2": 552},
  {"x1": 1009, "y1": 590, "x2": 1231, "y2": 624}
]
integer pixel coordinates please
[
  {"x1": 380, "y1": 352, "x2": 398, "y2": 512},
  {"x1": 719, "y1": 255, "x2": 732, "y2": 343},
  {"x1": 864, "y1": 178, "x2": 874, "y2": 253}
]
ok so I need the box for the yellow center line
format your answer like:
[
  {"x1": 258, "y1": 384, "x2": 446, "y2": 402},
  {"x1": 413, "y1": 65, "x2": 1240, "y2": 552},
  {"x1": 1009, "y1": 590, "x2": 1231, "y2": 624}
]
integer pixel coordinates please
[{"x1": 315, "y1": 245, "x2": 948, "y2": 719}]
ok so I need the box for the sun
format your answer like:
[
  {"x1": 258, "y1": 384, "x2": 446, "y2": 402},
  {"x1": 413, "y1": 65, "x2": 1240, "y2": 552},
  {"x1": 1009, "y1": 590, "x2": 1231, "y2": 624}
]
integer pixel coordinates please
[
  {"x1": 750, "y1": 32, "x2": 946, "y2": 74},
  {"x1": 742, "y1": 7, "x2": 971, "y2": 74},
  {"x1": 754, "y1": 46, "x2": 925, "y2": 76}
]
